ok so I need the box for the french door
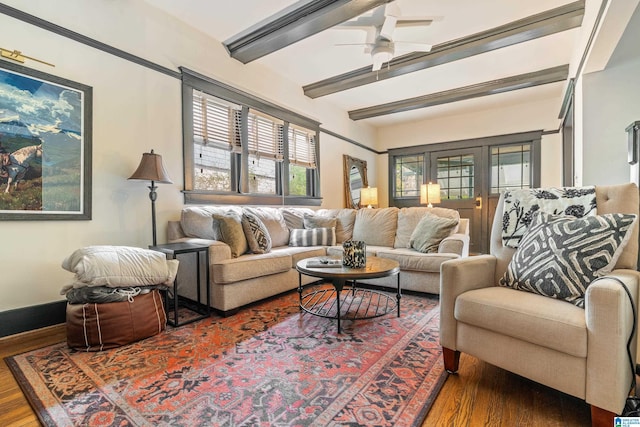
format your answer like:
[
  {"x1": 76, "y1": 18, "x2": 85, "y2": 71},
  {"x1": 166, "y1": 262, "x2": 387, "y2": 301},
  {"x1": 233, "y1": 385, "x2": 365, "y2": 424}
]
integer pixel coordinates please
[{"x1": 429, "y1": 147, "x2": 485, "y2": 254}]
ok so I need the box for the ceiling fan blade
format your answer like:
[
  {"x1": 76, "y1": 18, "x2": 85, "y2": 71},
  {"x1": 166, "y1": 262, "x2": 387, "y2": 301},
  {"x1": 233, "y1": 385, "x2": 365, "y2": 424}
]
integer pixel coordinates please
[
  {"x1": 394, "y1": 42, "x2": 433, "y2": 53},
  {"x1": 380, "y1": 15, "x2": 397, "y2": 40},
  {"x1": 396, "y1": 19, "x2": 434, "y2": 27}
]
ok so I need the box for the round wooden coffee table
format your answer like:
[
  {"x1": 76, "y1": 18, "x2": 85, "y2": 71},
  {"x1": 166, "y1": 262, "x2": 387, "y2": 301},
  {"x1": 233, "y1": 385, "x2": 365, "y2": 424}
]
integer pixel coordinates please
[{"x1": 296, "y1": 256, "x2": 400, "y2": 333}]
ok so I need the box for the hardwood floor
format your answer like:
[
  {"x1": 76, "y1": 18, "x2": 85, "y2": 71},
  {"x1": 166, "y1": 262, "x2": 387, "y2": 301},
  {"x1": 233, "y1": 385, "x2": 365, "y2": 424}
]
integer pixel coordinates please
[{"x1": 1, "y1": 324, "x2": 593, "y2": 426}]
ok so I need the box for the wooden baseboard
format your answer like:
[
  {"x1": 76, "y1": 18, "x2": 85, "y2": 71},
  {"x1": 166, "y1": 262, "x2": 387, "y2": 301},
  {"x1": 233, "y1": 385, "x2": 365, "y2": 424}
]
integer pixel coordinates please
[{"x1": 0, "y1": 301, "x2": 66, "y2": 338}]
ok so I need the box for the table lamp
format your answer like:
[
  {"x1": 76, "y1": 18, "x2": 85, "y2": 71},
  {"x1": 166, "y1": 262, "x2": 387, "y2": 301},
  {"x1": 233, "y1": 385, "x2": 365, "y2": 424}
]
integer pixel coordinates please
[
  {"x1": 420, "y1": 182, "x2": 441, "y2": 208},
  {"x1": 360, "y1": 187, "x2": 378, "y2": 209}
]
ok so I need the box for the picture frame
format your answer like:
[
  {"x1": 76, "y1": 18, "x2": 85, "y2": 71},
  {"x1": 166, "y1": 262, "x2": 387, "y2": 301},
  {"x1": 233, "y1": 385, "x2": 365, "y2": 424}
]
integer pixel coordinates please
[{"x1": 0, "y1": 60, "x2": 92, "y2": 220}]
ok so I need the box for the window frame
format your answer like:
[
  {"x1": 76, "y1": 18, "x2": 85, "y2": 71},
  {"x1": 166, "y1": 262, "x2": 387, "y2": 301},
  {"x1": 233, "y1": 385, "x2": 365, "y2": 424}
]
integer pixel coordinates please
[
  {"x1": 388, "y1": 131, "x2": 541, "y2": 207},
  {"x1": 181, "y1": 67, "x2": 321, "y2": 206}
]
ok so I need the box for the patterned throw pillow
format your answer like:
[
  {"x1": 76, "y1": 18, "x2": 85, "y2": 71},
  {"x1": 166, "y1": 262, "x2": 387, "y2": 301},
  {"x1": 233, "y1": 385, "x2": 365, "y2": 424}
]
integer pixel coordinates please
[
  {"x1": 289, "y1": 228, "x2": 336, "y2": 247},
  {"x1": 500, "y1": 212, "x2": 637, "y2": 307},
  {"x1": 501, "y1": 187, "x2": 596, "y2": 248},
  {"x1": 241, "y1": 212, "x2": 272, "y2": 254}
]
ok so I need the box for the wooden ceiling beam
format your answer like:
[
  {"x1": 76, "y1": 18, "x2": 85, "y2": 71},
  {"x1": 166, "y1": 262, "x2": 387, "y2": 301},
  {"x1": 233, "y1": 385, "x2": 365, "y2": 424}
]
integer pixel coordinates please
[
  {"x1": 348, "y1": 64, "x2": 569, "y2": 120},
  {"x1": 304, "y1": 1, "x2": 584, "y2": 98},
  {"x1": 224, "y1": 0, "x2": 392, "y2": 64}
]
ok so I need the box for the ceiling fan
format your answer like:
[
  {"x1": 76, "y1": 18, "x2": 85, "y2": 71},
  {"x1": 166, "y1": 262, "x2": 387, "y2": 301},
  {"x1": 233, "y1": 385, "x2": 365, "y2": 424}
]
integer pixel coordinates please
[{"x1": 335, "y1": 2, "x2": 436, "y2": 71}]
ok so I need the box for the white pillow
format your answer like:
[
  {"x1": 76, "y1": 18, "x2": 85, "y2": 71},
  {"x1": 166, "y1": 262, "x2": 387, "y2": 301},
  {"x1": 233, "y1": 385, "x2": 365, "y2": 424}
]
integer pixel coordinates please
[{"x1": 62, "y1": 246, "x2": 179, "y2": 288}]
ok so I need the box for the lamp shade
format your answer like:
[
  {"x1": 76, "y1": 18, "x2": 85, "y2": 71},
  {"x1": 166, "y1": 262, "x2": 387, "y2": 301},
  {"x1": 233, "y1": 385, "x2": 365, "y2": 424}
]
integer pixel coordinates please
[
  {"x1": 360, "y1": 187, "x2": 378, "y2": 208},
  {"x1": 420, "y1": 182, "x2": 441, "y2": 207},
  {"x1": 128, "y1": 149, "x2": 173, "y2": 183}
]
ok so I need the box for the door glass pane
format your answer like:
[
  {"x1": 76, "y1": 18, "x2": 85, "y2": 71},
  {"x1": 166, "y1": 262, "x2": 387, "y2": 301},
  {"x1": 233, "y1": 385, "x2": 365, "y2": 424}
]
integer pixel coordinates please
[
  {"x1": 394, "y1": 154, "x2": 424, "y2": 197},
  {"x1": 436, "y1": 154, "x2": 474, "y2": 200},
  {"x1": 491, "y1": 144, "x2": 532, "y2": 194}
]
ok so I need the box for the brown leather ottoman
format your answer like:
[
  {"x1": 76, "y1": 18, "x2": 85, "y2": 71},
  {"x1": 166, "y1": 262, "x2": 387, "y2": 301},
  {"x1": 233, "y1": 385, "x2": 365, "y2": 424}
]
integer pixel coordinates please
[{"x1": 66, "y1": 290, "x2": 166, "y2": 351}]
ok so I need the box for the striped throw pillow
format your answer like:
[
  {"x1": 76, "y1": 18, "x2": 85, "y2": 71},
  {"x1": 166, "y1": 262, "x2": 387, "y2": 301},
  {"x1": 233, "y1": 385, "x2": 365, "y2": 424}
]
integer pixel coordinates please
[{"x1": 289, "y1": 227, "x2": 336, "y2": 247}]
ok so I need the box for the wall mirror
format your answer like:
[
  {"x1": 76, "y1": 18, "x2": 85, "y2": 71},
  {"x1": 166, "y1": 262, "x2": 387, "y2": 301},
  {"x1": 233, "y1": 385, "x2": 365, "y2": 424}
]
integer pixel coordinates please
[{"x1": 343, "y1": 154, "x2": 368, "y2": 209}]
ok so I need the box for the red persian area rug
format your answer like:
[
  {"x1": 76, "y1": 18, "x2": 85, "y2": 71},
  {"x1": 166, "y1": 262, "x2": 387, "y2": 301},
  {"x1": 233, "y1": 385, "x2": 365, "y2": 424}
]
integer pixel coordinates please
[{"x1": 6, "y1": 287, "x2": 446, "y2": 427}]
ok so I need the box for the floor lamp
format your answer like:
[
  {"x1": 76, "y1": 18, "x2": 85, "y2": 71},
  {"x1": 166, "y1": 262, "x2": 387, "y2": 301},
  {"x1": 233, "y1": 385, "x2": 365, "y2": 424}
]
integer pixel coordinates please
[{"x1": 128, "y1": 149, "x2": 172, "y2": 246}]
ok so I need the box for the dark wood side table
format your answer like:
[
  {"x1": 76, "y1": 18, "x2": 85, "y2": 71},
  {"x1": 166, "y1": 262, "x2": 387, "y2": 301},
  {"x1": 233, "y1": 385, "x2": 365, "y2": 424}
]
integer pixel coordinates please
[{"x1": 150, "y1": 242, "x2": 211, "y2": 327}]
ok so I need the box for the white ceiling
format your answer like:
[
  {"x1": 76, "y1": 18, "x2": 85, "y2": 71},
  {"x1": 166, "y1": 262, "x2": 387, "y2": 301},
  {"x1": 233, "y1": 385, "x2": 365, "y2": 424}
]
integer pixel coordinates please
[{"x1": 144, "y1": 0, "x2": 582, "y2": 128}]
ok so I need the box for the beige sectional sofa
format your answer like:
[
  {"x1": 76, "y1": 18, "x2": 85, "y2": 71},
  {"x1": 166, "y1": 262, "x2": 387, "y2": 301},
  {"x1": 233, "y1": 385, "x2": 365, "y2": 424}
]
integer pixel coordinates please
[{"x1": 167, "y1": 206, "x2": 469, "y2": 315}]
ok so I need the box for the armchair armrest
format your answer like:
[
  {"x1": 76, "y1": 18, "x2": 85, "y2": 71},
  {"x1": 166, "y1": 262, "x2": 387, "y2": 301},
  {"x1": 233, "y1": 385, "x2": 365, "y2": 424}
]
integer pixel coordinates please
[
  {"x1": 585, "y1": 269, "x2": 640, "y2": 414},
  {"x1": 439, "y1": 233, "x2": 470, "y2": 257},
  {"x1": 440, "y1": 255, "x2": 497, "y2": 349}
]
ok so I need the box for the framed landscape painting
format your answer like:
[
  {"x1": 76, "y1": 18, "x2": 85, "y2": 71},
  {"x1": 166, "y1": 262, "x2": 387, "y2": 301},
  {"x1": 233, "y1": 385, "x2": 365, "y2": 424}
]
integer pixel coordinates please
[{"x1": 0, "y1": 60, "x2": 92, "y2": 220}]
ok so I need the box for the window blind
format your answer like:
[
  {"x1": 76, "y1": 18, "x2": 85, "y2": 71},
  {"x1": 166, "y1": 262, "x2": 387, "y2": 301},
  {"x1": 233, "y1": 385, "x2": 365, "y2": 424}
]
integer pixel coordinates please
[
  {"x1": 193, "y1": 90, "x2": 242, "y2": 152},
  {"x1": 288, "y1": 124, "x2": 317, "y2": 169},
  {"x1": 248, "y1": 109, "x2": 284, "y2": 161}
]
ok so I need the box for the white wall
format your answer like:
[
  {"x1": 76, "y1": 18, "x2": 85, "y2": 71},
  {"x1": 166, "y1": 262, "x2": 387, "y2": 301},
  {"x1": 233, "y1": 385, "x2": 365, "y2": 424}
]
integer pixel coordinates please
[
  {"x1": 0, "y1": 0, "x2": 376, "y2": 311},
  {"x1": 581, "y1": 2, "x2": 640, "y2": 186},
  {"x1": 581, "y1": 60, "x2": 640, "y2": 185},
  {"x1": 375, "y1": 96, "x2": 564, "y2": 188}
]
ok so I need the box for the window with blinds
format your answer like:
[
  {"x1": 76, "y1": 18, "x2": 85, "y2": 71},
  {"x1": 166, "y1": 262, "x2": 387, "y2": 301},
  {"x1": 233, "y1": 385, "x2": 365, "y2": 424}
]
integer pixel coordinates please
[
  {"x1": 182, "y1": 69, "x2": 321, "y2": 204},
  {"x1": 288, "y1": 125, "x2": 317, "y2": 196},
  {"x1": 288, "y1": 125, "x2": 317, "y2": 169},
  {"x1": 192, "y1": 91, "x2": 241, "y2": 191}
]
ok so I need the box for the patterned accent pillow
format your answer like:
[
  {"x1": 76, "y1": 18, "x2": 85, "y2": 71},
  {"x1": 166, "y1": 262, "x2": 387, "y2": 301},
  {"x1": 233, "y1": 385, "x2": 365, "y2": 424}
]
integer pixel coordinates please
[
  {"x1": 500, "y1": 212, "x2": 637, "y2": 307},
  {"x1": 502, "y1": 186, "x2": 596, "y2": 248},
  {"x1": 289, "y1": 228, "x2": 336, "y2": 247},
  {"x1": 241, "y1": 212, "x2": 272, "y2": 254}
]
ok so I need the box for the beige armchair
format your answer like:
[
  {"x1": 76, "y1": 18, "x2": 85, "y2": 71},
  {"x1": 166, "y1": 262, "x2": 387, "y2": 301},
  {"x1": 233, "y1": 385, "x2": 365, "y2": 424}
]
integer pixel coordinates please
[{"x1": 440, "y1": 183, "x2": 640, "y2": 426}]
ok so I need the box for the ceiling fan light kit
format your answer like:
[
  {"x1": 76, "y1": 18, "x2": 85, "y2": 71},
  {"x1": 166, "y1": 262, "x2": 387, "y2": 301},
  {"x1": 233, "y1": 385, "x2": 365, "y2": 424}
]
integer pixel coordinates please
[{"x1": 335, "y1": 1, "x2": 435, "y2": 72}]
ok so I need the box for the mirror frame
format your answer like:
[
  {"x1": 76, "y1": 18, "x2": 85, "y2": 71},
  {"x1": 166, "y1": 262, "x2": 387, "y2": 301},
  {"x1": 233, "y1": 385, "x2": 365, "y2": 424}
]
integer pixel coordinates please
[{"x1": 343, "y1": 154, "x2": 368, "y2": 209}]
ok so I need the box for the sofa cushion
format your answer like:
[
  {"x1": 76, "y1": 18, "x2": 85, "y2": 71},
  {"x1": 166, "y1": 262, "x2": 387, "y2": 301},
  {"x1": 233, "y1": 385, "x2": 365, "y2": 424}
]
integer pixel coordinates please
[
  {"x1": 455, "y1": 287, "x2": 587, "y2": 357},
  {"x1": 409, "y1": 212, "x2": 459, "y2": 253},
  {"x1": 314, "y1": 209, "x2": 356, "y2": 243},
  {"x1": 180, "y1": 206, "x2": 242, "y2": 240},
  {"x1": 352, "y1": 207, "x2": 398, "y2": 247},
  {"x1": 271, "y1": 246, "x2": 327, "y2": 268},
  {"x1": 500, "y1": 212, "x2": 637, "y2": 308},
  {"x1": 244, "y1": 207, "x2": 290, "y2": 247},
  {"x1": 394, "y1": 207, "x2": 460, "y2": 248},
  {"x1": 241, "y1": 211, "x2": 272, "y2": 254},
  {"x1": 212, "y1": 212, "x2": 248, "y2": 258},
  {"x1": 376, "y1": 248, "x2": 458, "y2": 273},
  {"x1": 326, "y1": 245, "x2": 389, "y2": 258},
  {"x1": 304, "y1": 215, "x2": 337, "y2": 230},
  {"x1": 212, "y1": 252, "x2": 292, "y2": 284},
  {"x1": 289, "y1": 228, "x2": 336, "y2": 247}
]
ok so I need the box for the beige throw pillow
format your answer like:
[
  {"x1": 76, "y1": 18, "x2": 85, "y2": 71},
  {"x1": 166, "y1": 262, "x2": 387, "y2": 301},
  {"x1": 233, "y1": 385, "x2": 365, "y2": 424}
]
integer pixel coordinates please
[
  {"x1": 352, "y1": 207, "x2": 398, "y2": 247},
  {"x1": 212, "y1": 212, "x2": 248, "y2": 258},
  {"x1": 304, "y1": 215, "x2": 337, "y2": 230},
  {"x1": 409, "y1": 212, "x2": 459, "y2": 253}
]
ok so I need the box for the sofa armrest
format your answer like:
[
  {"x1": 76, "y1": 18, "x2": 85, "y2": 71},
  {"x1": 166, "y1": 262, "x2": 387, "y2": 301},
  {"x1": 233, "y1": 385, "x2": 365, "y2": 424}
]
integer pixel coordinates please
[
  {"x1": 440, "y1": 255, "x2": 497, "y2": 350},
  {"x1": 586, "y1": 269, "x2": 640, "y2": 414},
  {"x1": 167, "y1": 237, "x2": 233, "y2": 264},
  {"x1": 167, "y1": 220, "x2": 186, "y2": 241},
  {"x1": 439, "y1": 233, "x2": 469, "y2": 257}
]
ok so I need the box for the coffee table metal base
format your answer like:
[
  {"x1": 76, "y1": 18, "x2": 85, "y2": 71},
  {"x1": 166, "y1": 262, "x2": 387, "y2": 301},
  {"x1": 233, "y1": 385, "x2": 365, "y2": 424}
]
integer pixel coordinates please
[{"x1": 299, "y1": 277, "x2": 400, "y2": 333}]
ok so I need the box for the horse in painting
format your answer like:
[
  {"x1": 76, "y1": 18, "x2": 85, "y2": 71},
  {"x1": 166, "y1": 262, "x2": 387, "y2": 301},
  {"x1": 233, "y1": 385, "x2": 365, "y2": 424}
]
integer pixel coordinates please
[{"x1": 3, "y1": 144, "x2": 43, "y2": 193}]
